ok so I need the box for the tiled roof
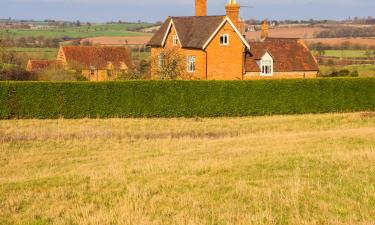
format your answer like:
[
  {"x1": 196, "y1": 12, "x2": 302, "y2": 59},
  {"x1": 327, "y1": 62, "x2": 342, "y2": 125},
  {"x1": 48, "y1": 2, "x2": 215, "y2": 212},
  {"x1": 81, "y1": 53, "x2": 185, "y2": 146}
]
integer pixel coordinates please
[
  {"x1": 147, "y1": 16, "x2": 225, "y2": 49},
  {"x1": 61, "y1": 46, "x2": 132, "y2": 70},
  {"x1": 27, "y1": 60, "x2": 62, "y2": 71},
  {"x1": 245, "y1": 38, "x2": 319, "y2": 72}
]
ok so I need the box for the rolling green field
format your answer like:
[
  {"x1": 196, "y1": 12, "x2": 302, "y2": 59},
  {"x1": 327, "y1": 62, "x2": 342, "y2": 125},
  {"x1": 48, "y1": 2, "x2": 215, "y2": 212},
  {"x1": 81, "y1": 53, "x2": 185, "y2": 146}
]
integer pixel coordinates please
[
  {"x1": 320, "y1": 64, "x2": 375, "y2": 77},
  {"x1": 0, "y1": 113, "x2": 374, "y2": 224},
  {"x1": 13, "y1": 47, "x2": 149, "y2": 61},
  {"x1": 0, "y1": 23, "x2": 153, "y2": 39},
  {"x1": 12, "y1": 48, "x2": 59, "y2": 60},
  {"x1": 313, "y1": 50, "x2": 370, "y2": 58}
]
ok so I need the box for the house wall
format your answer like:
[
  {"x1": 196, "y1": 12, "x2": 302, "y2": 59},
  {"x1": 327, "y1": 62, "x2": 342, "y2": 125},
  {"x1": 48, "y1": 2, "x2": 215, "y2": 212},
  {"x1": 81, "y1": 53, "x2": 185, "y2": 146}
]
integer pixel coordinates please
[
  {"x1": 244, "y1": 71, "x2": 318, "y2": 80},
  {"x1": 82, "y1": 70, "x2": 120, "y2": 81},
  {"x1": 150, "y1": 21, "x2": 246, "y2": 80},
  {"x1": 150, "y1": 24, "x2": 207, "y2": 80},
  {"x1": 206, "y1": 21, "x2": 245, "y2": 80}
]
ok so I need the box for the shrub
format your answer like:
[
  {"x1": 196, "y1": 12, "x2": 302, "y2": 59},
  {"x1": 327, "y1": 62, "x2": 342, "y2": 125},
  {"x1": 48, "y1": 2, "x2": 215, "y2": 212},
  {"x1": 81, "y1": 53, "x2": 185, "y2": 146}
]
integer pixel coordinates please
[{"x1": 0, "y1": 78, "x2": 374, "y2": 119}]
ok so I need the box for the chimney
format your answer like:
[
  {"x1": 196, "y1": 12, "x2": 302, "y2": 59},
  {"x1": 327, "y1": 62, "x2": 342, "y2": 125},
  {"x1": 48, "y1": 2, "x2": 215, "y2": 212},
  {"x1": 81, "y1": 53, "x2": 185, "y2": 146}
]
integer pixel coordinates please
[
  {"x1": 261, "y1": 20, "x2": 269, "y2": 40},
  {"x1": 226, "y1": 0, "x2": 241, "y2": 31},
  {"x1": 195, "y1": 0, "x2": 207, "y2": 16}
]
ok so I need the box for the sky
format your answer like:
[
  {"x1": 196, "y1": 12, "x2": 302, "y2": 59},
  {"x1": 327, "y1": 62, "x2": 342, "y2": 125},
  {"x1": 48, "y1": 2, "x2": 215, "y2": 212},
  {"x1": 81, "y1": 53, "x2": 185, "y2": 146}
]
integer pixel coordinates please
[{"x1": 0, "y1": 0, "x2": 374, "y2": 23}]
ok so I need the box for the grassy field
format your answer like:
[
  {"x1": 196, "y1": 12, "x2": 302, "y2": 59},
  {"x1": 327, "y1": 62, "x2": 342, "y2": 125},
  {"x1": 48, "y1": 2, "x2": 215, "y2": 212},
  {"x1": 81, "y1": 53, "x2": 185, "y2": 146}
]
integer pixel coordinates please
[
  {"x1": 12, "y1": 48, "x2": 59, "y2": 60},
  {"x1": 13, "y1": 47, "x2": 149, "y2": 61},
  {"x1": 0, "y1": 23, "x2": 152, "y2": 39},
  {"x1": 313, "y1": 50, "x2": 369, "y2": 58},
  {"x1": 320, "y1": 64, "x2": 375, "y2": 77},
  {"x1": 0, "y1": 113, "x2": 374, "y2": 224}
]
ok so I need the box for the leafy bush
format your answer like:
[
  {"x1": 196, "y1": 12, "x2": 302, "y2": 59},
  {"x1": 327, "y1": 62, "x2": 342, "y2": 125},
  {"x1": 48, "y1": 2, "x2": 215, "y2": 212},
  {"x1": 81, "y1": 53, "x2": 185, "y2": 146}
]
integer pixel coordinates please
[
  {"x1": 320, "y1": 69, "x2": 360, "y2": 78},
  {"x1": 0, "y1": 78, "x2": 374, "y2": 119},
  {"x1": 0, "y1": 67, "x2": 37, "y2": 81}
]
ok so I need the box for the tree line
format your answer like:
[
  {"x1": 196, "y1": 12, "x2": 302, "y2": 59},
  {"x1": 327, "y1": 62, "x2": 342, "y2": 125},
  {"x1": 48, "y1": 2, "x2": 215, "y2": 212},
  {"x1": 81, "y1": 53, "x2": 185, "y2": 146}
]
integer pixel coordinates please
[
  {"x1": 315, "y1": 27, "x2": 375, "y2": 38},
  {"x1": 0, "y1": 36, "x2": 72, "y2": 48}
]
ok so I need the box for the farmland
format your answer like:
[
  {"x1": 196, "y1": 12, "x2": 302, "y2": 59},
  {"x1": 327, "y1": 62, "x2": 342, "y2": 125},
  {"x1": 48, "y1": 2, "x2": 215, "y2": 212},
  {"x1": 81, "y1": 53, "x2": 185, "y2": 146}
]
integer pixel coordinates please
[
  {"x1": 312, "y1": 50, "x2": 369, "y2": 58},
  {"x1": 319, "y1": 64, "x2": 375, "y2": 77},
  {"x1": 0, "y1": 113, "x2": 374, "y2": 224},
  {"x1": 246, "y1": 27, "x2": 326, "y2": 39},
  {"x1": 12, "y1": 47, "x2": 58, "y2": 60},
  {"x1": 0, "y1": 23, "x2": 153, "y2": 39},
  {"x1": 305, "y1": 38, "x2": 375, "y2": 48}
]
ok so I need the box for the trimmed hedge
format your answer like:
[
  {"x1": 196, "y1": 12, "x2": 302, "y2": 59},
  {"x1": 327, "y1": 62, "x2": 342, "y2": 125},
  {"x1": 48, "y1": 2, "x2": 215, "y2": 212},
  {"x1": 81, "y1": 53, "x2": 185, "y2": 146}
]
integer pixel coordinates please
[{"x1": 0, "y1": 78, "x2": 374, "y2": 119}]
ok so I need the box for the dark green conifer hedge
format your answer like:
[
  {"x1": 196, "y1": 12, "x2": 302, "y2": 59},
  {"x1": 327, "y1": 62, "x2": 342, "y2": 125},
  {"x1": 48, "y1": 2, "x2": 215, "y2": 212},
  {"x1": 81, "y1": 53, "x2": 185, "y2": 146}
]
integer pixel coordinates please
[{"x1": 0, "y1": 78, "x2": 374, "y2": 119}]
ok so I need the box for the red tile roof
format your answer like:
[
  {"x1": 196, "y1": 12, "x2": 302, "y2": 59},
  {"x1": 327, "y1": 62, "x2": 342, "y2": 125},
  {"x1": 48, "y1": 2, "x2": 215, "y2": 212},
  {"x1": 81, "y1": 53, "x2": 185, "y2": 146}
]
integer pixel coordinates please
[
  {"x1": 61, "y1": 46, "x2": 132, "y2": 70},
  {"x1": 245, "y1": 38, "x2": 319, "y2": 72},
  {"x1": 27, "y1": 60, "x2": 62, "y2": 71}
]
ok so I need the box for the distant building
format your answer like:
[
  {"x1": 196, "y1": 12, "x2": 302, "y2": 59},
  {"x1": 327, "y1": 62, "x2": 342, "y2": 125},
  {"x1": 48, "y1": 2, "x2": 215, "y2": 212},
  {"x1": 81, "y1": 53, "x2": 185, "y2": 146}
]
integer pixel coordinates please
[
  {"x1": 244, "y1": 38, "x2": 319, "y2": 79},
  {"x1": 26, "y1": 60, "x2": 62, "y2": 72},
  {"x1": 27, "y1": 46, "x2": 133, "y2": 81},
  {"x1": 57, "y1": 46, "x2": 132, "y2": 81},
  {"x1": 148, "y1": 0, "x2": 319, "y2": 80}
]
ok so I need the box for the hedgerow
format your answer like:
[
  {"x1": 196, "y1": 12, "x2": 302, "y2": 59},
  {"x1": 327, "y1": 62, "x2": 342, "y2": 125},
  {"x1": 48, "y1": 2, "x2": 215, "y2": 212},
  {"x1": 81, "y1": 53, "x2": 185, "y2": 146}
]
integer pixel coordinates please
[{"x1": 0, "y1": 78, "x2": 374, "y2": 119}]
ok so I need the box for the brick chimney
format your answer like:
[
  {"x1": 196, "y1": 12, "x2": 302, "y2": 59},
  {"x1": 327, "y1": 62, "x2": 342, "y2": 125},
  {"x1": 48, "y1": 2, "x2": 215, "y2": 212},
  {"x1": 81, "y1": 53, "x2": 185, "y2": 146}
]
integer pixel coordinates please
[
  {"x1": 261, "y1": 20, "x2": 269, "y2": 40},
  {"x1": 226, "y1": 0, "x2": 241, "y2": 30},
  {"x1": 195, "y1": 0, "x2": 207, "y2": 16}
]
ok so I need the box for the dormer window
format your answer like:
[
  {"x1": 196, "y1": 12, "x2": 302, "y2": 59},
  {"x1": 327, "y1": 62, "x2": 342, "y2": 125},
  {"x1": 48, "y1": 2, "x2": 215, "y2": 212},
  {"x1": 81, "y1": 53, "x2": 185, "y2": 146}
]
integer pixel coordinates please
[
  {"x1": 261, "y1": 60, "x2": 273, "y2": 76},
  {"x1": 90, "y1": 66, "x2": 96, "y2": 76},
  {"x1": 260, "y1": 52, "x2": 273, "y2": 76},
  {"x1": 172, "y1": 35, "x2": 178, "y2": 46},
  {"x1": 220, "y1": 34, "x2": 229, "y2": 45}
]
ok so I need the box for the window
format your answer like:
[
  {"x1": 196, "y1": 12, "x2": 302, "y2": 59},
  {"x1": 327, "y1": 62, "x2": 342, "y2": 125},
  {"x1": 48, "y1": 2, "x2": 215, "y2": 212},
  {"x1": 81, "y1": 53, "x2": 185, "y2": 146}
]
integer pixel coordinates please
[
  {"x1": 90, "y1": 66, "x2": 96, "y2": 76},
  {"x1": 187, "y1": 56, "x2": 196, "y2": 73},
  {"x1": 107, "y1": 69, "x2": 113, "y2": 77},
  {"x1": 261, "y1": 60, "x2": 273, "y2": 76},
  {"x1": 220, "y1": 34, "x2": 229, "y2": 45},
  {"x1": 158, "y1": 54, "x2": 165, "y2": 68},
  {"x1": 172, "y1": 35, "x2": 178, "y2": 46}
]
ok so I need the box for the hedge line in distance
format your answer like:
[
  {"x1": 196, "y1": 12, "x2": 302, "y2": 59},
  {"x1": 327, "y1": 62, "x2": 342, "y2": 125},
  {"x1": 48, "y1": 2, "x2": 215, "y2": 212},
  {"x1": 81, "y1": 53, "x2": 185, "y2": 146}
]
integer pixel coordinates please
[{"x1": 0, "y1": 78, "x2": 374, "y2": 119}]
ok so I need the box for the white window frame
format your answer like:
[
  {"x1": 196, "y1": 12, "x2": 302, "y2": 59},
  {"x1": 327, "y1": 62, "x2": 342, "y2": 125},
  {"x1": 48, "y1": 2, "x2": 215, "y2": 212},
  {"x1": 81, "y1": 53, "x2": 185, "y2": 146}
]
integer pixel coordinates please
[
  {"x1": 158, "y1": 54, "x2": 165, "y2": 68},
  {"x1": 172, "y1": 35, "x2": 178, "y2": 46},
  {"x1": 89, "y1": 66, "x2": 96, "y2": 76},
  {"x1": 187, "y1": 56, "x2": 196, "y2": 73},
  {"x1": 220, "y1": 34, "x2": 229, "y2": 46},
  {"x1": 260, "y1": 60, "x2": 273, "y2": 76}
]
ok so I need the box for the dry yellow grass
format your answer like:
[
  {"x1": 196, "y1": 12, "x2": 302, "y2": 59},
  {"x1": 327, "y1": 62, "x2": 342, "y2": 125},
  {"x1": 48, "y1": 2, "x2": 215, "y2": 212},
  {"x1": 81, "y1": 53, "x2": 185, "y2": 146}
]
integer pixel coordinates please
[{"x1": 0, "y1": 113, "x2": 374, "y2": 225}]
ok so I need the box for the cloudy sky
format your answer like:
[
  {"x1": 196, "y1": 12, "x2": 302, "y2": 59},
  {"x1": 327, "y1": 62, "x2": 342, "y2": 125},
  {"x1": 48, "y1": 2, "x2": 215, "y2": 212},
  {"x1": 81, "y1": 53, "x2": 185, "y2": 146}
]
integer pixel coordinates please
[{"x1": 1, "y1": 0, "x2": 374, "y2": 22}]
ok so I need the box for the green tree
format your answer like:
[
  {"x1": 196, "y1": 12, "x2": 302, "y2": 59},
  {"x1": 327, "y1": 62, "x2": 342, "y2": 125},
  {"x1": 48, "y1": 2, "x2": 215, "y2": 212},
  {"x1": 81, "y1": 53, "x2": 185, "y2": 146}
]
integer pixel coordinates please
[{"x1": 151, "y1": 47, "x2": 187, "y2": 80}]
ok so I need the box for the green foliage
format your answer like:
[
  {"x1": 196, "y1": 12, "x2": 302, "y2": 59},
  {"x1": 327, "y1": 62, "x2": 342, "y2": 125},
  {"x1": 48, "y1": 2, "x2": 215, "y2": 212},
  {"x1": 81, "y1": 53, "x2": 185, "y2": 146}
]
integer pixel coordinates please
[
  {"x1": 0, "y1": 78, "x2": 374, "y2": 119},
  {"x1": 0, "y1": 23, "x2": 153, "y2": 39},
  {"x1": 0, "y1": 82, "x2": 10, "y2": 118},
  {"x1": 320, "y1": 69, "x2": 359, "y2": 77}
]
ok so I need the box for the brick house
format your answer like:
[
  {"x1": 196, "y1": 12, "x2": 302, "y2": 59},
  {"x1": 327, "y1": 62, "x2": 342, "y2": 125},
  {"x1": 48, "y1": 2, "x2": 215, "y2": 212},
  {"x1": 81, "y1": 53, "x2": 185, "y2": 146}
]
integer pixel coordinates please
[
  {"x1": 57, "y1": 46, "x2": 132, "y2": 81},
  {"x1": 26, "y1": 60, "x2": 63, "y2": 72},
  {"x1": 27, "y1": 46, "x2": 132, "y2": 81},
  {"x1": 148, "y1": 0, "x2": 319, "y2": 80},
  {"x1": 244, "y1": 38, "x2": 319, "y2": 79}
]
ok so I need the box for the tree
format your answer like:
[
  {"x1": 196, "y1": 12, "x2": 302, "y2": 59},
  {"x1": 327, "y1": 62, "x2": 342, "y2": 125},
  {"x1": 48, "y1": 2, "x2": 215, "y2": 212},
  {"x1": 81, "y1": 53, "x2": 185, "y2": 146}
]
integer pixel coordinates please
[
  {"x1": 151, "y1": 47, "x2": 187, "y2": 80},
  {"x1": 364, "y1": 49, "x2": 373, "y2": 66}
]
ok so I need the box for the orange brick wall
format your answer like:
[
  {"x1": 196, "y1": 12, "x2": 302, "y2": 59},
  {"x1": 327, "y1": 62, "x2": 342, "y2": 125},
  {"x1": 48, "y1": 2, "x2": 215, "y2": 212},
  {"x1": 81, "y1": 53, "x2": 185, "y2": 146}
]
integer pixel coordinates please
[
  {"x1": 244, "y1": 71, "x2": 318, "y2": 80},
  {"x1": 151, "y1": 24, "x2": 207, "y2": 80},
  {"x1": 206, "y1": 21, "x2": 245, "y2": 80},
  {"x1": 225, "y1": 4, "x2": 240, "y2": 31},
  {"x1": 150, "y1": 21, "x2": 246, "y2": 80}
]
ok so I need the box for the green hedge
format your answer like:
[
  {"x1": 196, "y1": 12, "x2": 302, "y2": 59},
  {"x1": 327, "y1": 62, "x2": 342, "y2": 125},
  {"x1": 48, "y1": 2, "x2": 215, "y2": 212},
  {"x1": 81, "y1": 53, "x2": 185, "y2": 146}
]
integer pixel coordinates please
[{"x1": 0, "y1": 78, "x2": 374, "y2": 119}]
